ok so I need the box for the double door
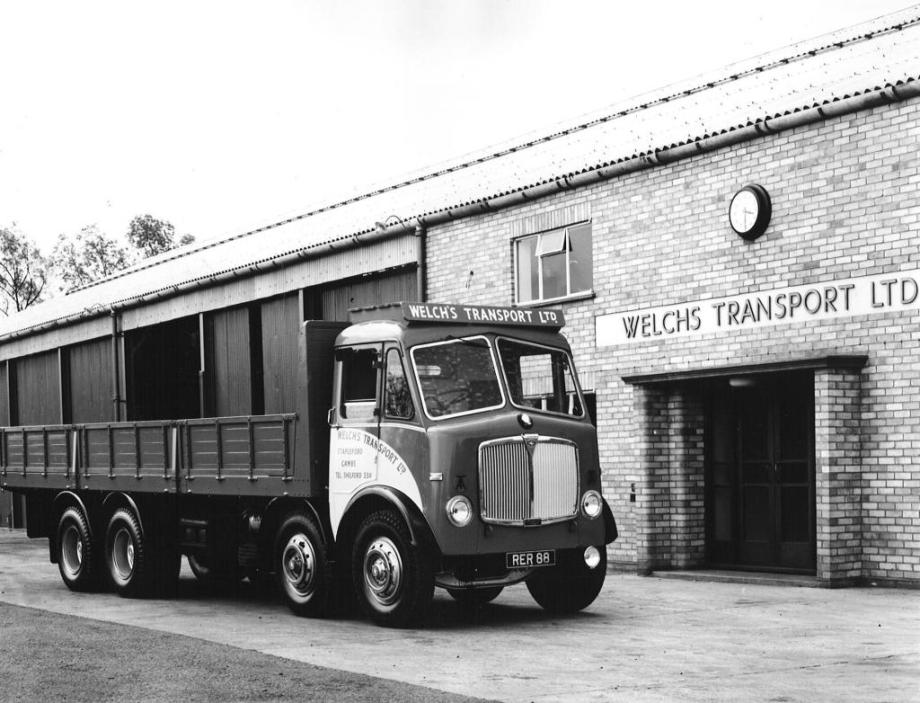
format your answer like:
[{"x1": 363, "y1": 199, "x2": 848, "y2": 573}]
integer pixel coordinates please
[{"x1": 707, "y1": 372, "x2": 815, "y2": 572}]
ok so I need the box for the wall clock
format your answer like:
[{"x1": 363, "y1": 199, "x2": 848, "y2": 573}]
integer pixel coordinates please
[{"x1": 729, "y1": 184, "x2": 771, "y2": 241}]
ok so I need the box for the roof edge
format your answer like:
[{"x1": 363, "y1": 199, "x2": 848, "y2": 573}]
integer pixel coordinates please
[
  {"x1": 3, "y1": 77, "x2": 919, "y2": 344},
  {"x1": 65, "y1": 9, "x2": 920, "y2": 295}
]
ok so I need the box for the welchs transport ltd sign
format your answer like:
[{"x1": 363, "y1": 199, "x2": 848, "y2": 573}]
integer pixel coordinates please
[
  {"x1": 596, "y1": 268, "x2": 920, "y2": 347},
  {"x1": 403, "y1": 302, "x2": 564, "y2": 327}
]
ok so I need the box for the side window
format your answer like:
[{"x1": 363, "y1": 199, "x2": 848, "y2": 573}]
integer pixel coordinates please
[
  {"x1": 383, "y1": 348, "x2": 414, "y2": 420},
  {"x1": 340, "y1": 347, "x2": 379, "y2": 421},
  {"x1": 515, "y1": 222, "x2": 593, "y2": 303}
]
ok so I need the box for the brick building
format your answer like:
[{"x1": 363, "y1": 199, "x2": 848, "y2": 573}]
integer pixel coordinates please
[
  {"x1": 2, "y1": 10, "x2": 918, "y2": 585},
  {"x1": 419, "y1": 14, "x2": 920, "y2": 586}
]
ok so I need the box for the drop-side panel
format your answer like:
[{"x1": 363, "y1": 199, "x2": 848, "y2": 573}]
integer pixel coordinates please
[
  {"x1": 179, "y1": 414, "x2": 296, "y2": 497},
  {"x1": 79, "y1": 421, "x2": 177, "y2": 493},
  {"x1": 0, "y1": 425, "x2": 77, "y2": 491}
]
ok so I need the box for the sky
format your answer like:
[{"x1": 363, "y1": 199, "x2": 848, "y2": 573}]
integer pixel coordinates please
[{"x1": 0, "y1": 0, "x2": 915, "y2": 254}]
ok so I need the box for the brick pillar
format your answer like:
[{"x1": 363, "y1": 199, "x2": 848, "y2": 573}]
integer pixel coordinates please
[
  {"x1": 668, "y1": 387, "x2": 707, "y2": 568},
  {"x1": 634, "y1": 384, "x2": 670, "y2": 574},
  {"x1": 814, "y1": 368, "x2": 863, "y2": 586}
]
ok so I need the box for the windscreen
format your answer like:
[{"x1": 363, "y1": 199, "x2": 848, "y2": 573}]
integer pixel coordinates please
[
  {"x1": 411, "y1": 337, "x2": 503, "y2": 419},
  {"x1": 497, "y1": 338, "x2": 583, "y2": 417}
]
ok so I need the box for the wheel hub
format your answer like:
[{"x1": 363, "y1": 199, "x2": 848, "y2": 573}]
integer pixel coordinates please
[
  {"x1": 363, "y1": 537, "x2": 403, "y2": 607},
  {"x1": 112, "y1": 527, "x2": 136, "y2": 581},
  {"x1": 282, "y1": 534, "x2": 315, "y2": 597},
  {"x1": 61, "y1": 525, "x2": 83, "y2": 578}
]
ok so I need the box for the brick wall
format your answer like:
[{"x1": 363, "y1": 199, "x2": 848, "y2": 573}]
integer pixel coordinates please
[
  {"x1": 425, "y1": 97, "x2": 920, "y2": 584},
  {"x1": 815, "y1": 368, "x2": 863, "y2": 585}
]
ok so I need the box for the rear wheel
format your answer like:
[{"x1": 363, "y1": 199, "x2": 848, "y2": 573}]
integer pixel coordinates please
[
  {"x1": 105, "y1": 507, "x2": 150, "y2": 597},
  {"x1": 274, "y1": 513, "x2": 331, "y2": 617},
  {"x1": 526, "y1": 547, "x2": 606, "y2": 614},
  {"x1": 56, "y1": 506, "x2": 99, "y2": 592},
  {"x1": 105, "y1": 506, "x2": 178, "y2": 597},
  {"x1": 352, "y1": 509, "x2": 434, "y2": 628}
]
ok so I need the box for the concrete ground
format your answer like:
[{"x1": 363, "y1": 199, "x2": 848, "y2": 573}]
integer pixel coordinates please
[{"x1": 0, "y1": 529, "x2": 917, "y2": 702}]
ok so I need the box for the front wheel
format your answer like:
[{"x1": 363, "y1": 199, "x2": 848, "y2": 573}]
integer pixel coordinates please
[
  {"x1": 56, "y1": 506, "x2": 100, "y2": 592},
  {"x1": 352, "y1": 510, "x2": 434, "y2": 628},
  {"x1": 526, "y1": 547, "x2": 607, "y2": 614},
  {"x1": 274, "y1": 513, "x2": 331, "y2": 617}
]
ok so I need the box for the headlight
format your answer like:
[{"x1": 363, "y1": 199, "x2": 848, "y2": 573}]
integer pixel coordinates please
[
  {"x1": 584, "y1": 546, "x2": 602, "y2": 569},
  {"x1": 446, "y1": 495, "x2": 473, "y2": 527},
  {"x1": 581, "y1": 490, "x2": 603, "y2": 519}
]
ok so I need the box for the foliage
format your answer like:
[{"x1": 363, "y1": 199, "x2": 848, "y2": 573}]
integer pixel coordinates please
[
  {"x1": 0, "y1": 227, "x2": 47, "y2": 315},
  {"x1": 126, "y1": 214, "x2": 194, "y2": 258},
  {"x1": 51, "y1": 225, "x2": 132, "y2": 292}
]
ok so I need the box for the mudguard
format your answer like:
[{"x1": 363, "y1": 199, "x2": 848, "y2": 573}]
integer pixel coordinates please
[
  {"x1": 602, "y1": 498, "x2": 618, "y2": 544},
  {"x1": 341, "y1": 485, "x2": 439, "y2": 553}
]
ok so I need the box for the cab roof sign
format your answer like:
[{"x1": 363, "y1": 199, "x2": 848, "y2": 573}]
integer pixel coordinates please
[{"x1": 402, "y1": 302, "x2": 564, "y2": 328}]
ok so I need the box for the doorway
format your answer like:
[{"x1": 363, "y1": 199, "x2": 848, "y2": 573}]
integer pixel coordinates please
[{"x1": 707, "y1": 371, "x2": 816, "y2": 572}]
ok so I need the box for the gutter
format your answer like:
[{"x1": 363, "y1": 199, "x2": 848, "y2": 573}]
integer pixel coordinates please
[{"x1": 2, "y1": 79, "x2": 919, "y2": 344}]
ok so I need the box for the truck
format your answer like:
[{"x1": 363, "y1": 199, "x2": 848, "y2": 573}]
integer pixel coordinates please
[{"x1": 0, "y1": 302, "x2": 617, "y2": 627}]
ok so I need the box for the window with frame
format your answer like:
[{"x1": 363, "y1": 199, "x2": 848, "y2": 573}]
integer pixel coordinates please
[
  {"x1": 338, "y1": 347, "x2": 379, "y2": 421},
  {"x1": 515, "y1": 222, "x2": 592, "y2": 304},
  {"x1": 383, "y1": 348, "x2": 414, "y2": 420}
]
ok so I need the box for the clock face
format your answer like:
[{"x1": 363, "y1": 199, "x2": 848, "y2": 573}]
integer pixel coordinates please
[
  {"x1": 729, "y1": 189, "x2": 759, "y2": 233},
  {"x1": 729, "y1": 185, "x2": 771, "y2": 240}
]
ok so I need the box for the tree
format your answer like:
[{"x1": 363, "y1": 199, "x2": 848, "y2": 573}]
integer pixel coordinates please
[
  {"x1": 51, "y1": 225, "x2": 131, "y2": 292},
  {"x1": 126, "y1": 214, "x2": 194, "y2": 258},
  {"x1": 0, "y1": 227, "x2": 47, "y2": 315}
]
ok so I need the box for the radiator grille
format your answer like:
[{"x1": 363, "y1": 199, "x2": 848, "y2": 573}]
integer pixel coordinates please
[{"x1": 479, "y1": 437, "x2": 578, "y2": 524}]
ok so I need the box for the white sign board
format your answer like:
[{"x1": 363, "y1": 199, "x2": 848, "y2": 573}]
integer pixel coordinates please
[{"x1": 596, "y1": 268, "x2": 920, "y2": 347}]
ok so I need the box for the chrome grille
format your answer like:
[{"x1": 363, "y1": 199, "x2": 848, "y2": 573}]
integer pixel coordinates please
[{"x1": 479, "y1": 436, "x2": 578, "y2": 525}]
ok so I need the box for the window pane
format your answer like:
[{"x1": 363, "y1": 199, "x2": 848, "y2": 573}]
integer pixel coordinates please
[
  {"x1": 516, "y1": 236, "x2": 538, "y2": 303},
  {"x1": 340, "y1": 348, "x2": 378, "y2": 421},
  {"x1": 498, "y1": 338, "x2": 583, "y2": 417},
  {"x1": 541, "y1": 252, "x2": 567, "y2": 299},
  {"x1": 384, "y1": 349, "x2": 414, "y2": 420},
  {"x1": 536, "y1": 229, "x2": 566, "y2": 256},
  {"x1": 342, "y1": 349, "x2": 377, "y2": 402},
  {"x1": 568, "y1": 223, "x2": 592, "y2": 293},
  {"x1": 412, "y1": 338, "x2": 502, "y2": 419}
]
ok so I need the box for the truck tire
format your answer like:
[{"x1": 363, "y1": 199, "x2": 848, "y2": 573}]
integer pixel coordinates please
[
  {"x1": 274, "y1": 513, "x2": 331, "y2": 617},
  {"x1": 105, "y1": 507, "x2": 155, "y2": 597},
  {"x1": 526, "y1": 547, "x2": 606, "y2": 614},
  {"x1": 56, "y1": 506, "x2": 99, "y2": 592},
  {"x1": 352, "y1": 509, "x2": 434, "y2": 628}
]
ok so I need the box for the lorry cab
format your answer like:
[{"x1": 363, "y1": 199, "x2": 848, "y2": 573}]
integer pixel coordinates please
[{"x1": 329, "y1": 302, "x2": 617, "y2": 625}]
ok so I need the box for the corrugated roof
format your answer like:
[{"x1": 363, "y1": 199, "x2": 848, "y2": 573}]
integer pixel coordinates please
[{"x1": 4, "y1": 6, "x2": 920, "y2": 340}]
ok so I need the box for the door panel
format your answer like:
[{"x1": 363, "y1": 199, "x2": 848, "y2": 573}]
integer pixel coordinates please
[{"x1": 707, "y1": 372, "x2": 815, "y2": 572}]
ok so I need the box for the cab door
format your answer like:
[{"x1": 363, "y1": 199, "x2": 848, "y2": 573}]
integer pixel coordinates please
[
  {"x1": 377, "y1": 344, "x2": 426, "y2": 507},
  {"x1": 329, "y1": 344, "x2": 382, "y2": 533}
]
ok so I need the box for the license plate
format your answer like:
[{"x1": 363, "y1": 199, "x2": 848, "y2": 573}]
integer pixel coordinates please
[{"x1": 506, "y1": 549, "x2": 556, "y2": 569}]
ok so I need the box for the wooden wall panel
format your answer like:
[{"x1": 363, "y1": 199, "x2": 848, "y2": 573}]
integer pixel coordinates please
[
  {"x1": 121, "y1": 235, "x2": 418, "y2": 332},
  {"x1": 16, "y1": 350, "x2": 61, "y2": 426},
  {"x1": 210, "y1": 306, "x2": 252, "y2": 417},
  {"x1": 261, "y1": 295, "x2": 300, "y2": 414},
  {"x1": 68, "y1": 337, "x2": 113, "y2": 423},
  {"x1": 0, "y1": 362, "x2": 9, "y2": 426},
  {"x1": 321, "y1": 268, "x2": 418, "y2": 321}
]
